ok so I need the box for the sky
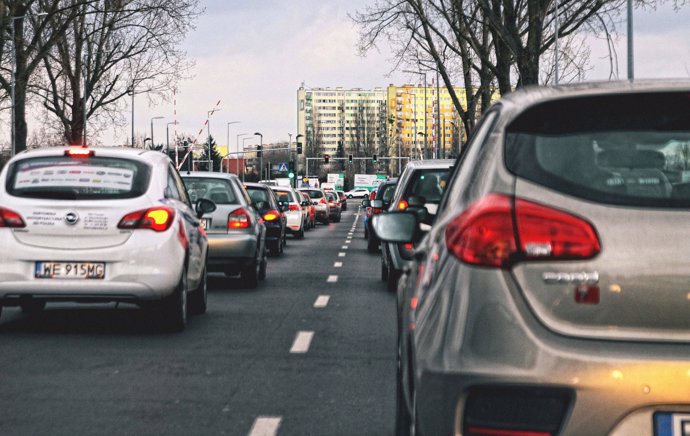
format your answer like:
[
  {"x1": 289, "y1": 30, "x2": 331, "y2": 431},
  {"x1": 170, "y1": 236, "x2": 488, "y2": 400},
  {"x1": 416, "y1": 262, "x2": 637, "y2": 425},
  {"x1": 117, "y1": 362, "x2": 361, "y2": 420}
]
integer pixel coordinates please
[{"x1": 96, "y1": 0, "x2": 690, "y2": 152}]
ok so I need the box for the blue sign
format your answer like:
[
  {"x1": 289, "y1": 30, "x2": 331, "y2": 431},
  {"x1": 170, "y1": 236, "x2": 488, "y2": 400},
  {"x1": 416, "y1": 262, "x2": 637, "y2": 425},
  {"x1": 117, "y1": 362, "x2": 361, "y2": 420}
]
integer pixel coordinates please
[{"x1": 277, "y1": 162, "x2": 288, "y2": 172}]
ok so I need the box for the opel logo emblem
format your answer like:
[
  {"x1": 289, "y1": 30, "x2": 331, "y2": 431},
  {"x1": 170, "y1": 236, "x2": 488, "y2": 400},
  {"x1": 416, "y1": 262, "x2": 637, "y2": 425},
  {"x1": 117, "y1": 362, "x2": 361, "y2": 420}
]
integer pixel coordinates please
[{"x1": 65, "y1": 212, "x2": 79, "y2": 225}]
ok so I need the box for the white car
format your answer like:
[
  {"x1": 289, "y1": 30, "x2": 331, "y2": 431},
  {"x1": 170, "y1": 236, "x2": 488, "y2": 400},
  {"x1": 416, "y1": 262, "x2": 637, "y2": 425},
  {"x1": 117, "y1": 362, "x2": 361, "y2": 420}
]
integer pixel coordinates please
[
  {"x1": 345, "y1": 188, "x2": 370, "y2": 198},
  {"x1": 271, "y1": 186, "x2": 306, "y2": 238},
  {"x1": 0, "y1": 146, "x2": 215, "y2": 331}
]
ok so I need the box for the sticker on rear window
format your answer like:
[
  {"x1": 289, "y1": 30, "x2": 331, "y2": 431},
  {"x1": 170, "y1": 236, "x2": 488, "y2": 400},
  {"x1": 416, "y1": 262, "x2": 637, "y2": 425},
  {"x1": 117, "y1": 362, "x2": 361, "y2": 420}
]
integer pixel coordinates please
[{"x1": 14, "y1": 165, "x2": 134, "y2": 191}]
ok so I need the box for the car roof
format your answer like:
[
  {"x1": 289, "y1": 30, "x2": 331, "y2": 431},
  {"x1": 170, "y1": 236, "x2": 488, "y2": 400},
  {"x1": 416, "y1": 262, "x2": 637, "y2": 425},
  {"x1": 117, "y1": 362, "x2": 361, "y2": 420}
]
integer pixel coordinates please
[
  {"x1": 10, "y1": 146, "x2": 169, "y2": 165},
  {"x1": 180, "y1": 171, "x2": 239, "y2": 180},
  {"x1": 403, "y1": 159, "x2": 455, "y2": 170}
]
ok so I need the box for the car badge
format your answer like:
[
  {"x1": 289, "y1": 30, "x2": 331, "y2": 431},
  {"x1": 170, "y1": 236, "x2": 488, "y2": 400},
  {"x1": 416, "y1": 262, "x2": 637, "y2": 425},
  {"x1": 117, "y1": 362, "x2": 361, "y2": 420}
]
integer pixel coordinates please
[{"x1": 65, "y1": 211, "x2": 80, "y2": 225}]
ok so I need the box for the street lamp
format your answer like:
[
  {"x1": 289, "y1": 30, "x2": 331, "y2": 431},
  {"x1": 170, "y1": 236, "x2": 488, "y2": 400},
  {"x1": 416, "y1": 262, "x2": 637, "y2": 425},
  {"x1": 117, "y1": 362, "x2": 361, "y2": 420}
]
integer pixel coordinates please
[
  {"x1": 150, "y1": 116, "x2": 164, "y2": 149},
  {"x1": 224, "y1": 121, "x2": 240, "y2": 173},
  {"x1": 166, "y1": 121, "x2": 178, "y2": 157},
  {"x1": 207, "y1": 109, "x2": 222, "y2": 171},
  {"x1": 295, "y1": 134, "x2": 304, "y2": 184},
  {"x1": 404, "y1": 69, "x2": 429, "y2": 158},
  {"x1": 254, "y1": 132, "x2": 263, "y2": 180},
  {"x1": 10, "y1": 12, "x2": 47, "y2": 155},
  {"x1": 242, "y1": 136, "x2": 254, "y2": 181}
]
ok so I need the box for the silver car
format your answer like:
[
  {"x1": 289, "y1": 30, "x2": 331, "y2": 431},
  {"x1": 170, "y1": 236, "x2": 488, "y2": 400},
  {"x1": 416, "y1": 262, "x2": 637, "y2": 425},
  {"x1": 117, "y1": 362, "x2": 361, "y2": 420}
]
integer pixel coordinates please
[
  {"x1": 182, "y1": 172, "x2": 267, "y2": 288},
  {"x1": 380, "y1": 159, "x2": 454, "y2": 291},
  {"x1": 374, "y1": 81, "x2": 690, "y2": 436},
  {"x1": 0, "y1": 146, "x2": 214, "y2": 331}
]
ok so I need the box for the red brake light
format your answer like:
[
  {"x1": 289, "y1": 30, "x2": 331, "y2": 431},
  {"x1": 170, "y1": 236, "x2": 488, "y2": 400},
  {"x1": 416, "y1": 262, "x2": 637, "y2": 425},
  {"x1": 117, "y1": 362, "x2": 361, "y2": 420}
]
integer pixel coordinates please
[
  {"x1": 445, "y1": 194, "x2": 600, "y2": 268},
  {"x1": 228, "y1": 208, "x2": 251, "y2": 229},
  {"x1": 118, "y1": 207, "x2": 175, "y2": 232},
  {"x1": 0, "y1": 207, "x2": 25, "y2": 228},
  {"x1": 319, "y1": 198, "x2": 327, "y2": 204},
  {"x1": 397, "y1": 199, "x2": 408, "y2": 210},
  {"x1": 65, "y1": 147, "x2": 94, "y2": 157},
  {"x1": 288, "y1": 204, "x2": 300, "y2": 211},
  {"x1": 263, "y1": 210, "x2": 280, "y2": 221}
]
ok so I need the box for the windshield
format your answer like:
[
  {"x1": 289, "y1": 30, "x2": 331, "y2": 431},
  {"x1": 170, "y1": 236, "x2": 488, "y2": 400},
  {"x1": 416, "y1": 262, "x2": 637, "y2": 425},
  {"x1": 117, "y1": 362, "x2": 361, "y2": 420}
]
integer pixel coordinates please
[{"x1": 183, "y1": 177, "x2": 238, "y2": 204}]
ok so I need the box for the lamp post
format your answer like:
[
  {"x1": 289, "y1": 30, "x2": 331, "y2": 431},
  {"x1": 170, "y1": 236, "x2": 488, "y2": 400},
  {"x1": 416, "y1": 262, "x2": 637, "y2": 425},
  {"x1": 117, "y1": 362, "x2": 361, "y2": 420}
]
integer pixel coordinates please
[
  {"x1": 236, "y1": 132, "x2": 251, "y2": 175},
  {"x1": 150, "y1": 116, "x2": 164, "y2": 149},
  {"x1": 225, "y1": 121, "x2": 240, "y2": 172},
  {"x1": 242, "y1": 136, "x2": 254, "y2": 181},
  {"x1": 254, "y1": 132, "x2": 263, "y2": 180},
  {"x1": 166, "y1": 121, "x2": 178, "y2": 157},
  {"x1": 207, "y1": 109, "x2": 221, "y2": 171},
  {"x1": 404, "y1": 69, "x2": 428, "y2": 158},
  {"x1": 10, "y1": 12, "x2": 47, "y2": 155}
]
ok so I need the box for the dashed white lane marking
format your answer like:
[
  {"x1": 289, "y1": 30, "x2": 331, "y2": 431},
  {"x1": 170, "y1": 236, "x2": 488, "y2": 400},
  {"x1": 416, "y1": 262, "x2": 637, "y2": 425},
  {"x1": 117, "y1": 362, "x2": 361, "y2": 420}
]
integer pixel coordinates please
[
  {"x1": 327, "y1": 275, "x2": 338, "y2": 283},
  {"x1": 314, "y1": 295, "x2": 330, "y2": 308},
  {"x1": 345, "y1": 240, "x2": 351, "y2": 244},
  {"x1": 338, "y1": 252, "x2": 346, "y2": 257},
  {"x1": 248, "y1": 416, "x2": 282, "y2": 436},
  {"x1": 334, "y1": 261, "x2": 343, "y2": 267},
  {"x1": 341, "y1": 245, "x2": 348, "y2": 249},
  {"x1": 290, "y1": 331, "x2": 314, "y2": 354},
  {"x1": 348, "y1": 232, "x2": 354, "y2": 236}
]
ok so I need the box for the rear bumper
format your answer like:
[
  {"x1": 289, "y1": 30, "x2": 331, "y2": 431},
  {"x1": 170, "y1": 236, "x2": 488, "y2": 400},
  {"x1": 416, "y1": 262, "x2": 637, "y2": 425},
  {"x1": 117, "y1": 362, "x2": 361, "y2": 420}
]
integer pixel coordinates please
[{"x1": 206, "y1": 233, "x2": 258, "y2": 273}]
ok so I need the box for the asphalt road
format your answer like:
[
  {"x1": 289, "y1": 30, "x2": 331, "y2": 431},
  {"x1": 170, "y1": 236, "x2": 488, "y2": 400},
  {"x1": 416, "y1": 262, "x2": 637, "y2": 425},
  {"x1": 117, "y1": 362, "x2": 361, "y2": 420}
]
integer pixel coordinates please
[{"x1": 0, "y1": 202, "x2": 397, "y2": 436}]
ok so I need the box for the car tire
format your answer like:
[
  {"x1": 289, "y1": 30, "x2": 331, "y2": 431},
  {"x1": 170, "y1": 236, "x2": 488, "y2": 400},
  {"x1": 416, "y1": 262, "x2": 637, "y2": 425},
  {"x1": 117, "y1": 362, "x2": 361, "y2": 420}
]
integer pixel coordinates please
[
  {"x1": 364, "y1": 225, "x2": 369, "y2": 239},
  {"x1": 161, "y1": 269, "x2": 187, "y2": 332},
  {"x1": 296, "y1": 226, "x2": 305, "y2": 239},
  {"x1": 20, "y1": 300, "x2": 46, "y2": 315},
  {"x1": 258, "y1": 251, "x2": 267, "y2": 281},
  {"x1": 395, "y1": 344, "x2": 413, "y2": 436},
  {"x1": 367, "y1": 235, "x2": 378, "y2": 253},
  {"x1": 188, "y1": 265, "x2": 207, "y2": 315},
  {"x1": 387, "y1": 263, "x2": 401, "y2": 292},
  {"x1": 381, "y1": 256, "x2": 389, "y2": 282},
  {"x1": 241, "y1": 260, "x2": 259, "y2": 288}
]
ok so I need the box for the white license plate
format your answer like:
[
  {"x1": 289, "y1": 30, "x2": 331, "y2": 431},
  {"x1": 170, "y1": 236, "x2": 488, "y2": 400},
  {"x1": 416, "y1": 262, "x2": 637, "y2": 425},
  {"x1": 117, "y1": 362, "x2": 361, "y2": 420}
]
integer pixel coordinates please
[
  {"x1": 35, "y1": 262, "x2": 105, "y2": 279},
  {"x1": 654, "y1": 412, "x2": 690, "y2": 436}
]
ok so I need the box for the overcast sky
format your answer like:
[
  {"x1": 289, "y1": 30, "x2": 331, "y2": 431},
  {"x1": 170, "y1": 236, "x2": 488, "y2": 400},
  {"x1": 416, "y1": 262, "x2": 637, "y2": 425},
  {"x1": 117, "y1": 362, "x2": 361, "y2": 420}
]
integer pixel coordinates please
[{"x1": 103, "y1": 0, "x2": 689, "y2": 152}]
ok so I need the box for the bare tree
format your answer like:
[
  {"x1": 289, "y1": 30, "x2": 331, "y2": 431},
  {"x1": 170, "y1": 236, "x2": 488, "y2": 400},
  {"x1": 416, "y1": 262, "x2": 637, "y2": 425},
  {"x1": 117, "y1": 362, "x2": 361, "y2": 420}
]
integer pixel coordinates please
[
  {"x1": 33, "y1": 0, "x2": 200, "y2": 145},
  {"x1": 0, "y1": 0, "x2": 86, "y2": 154}
]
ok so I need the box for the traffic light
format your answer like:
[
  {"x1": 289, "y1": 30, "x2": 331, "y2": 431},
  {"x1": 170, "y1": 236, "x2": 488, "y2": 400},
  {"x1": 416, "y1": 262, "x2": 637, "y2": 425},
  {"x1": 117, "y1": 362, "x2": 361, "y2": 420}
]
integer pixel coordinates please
[
  {"x1": 372, "y1": 154, "x2": 377, "y2": 163},
  {"x1": 296, "y1": 142, "x2": 302, "y2": 154},
  {"x1": 348, "y1": 154, "x2": 353, "y2": 164},
  {"x1": 257, "y1": 144, "x2": 263, "y2": 158},
  {"x1": 288, "y1": 160, "x2": 295, "y2": 179},
  {"x1": 324, "y1": 154, "x2": 330, "y2": 163}
]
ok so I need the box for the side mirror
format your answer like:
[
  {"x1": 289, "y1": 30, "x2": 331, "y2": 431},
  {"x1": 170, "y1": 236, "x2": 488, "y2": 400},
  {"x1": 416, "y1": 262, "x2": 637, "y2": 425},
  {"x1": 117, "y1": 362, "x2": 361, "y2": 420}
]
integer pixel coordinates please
[
  {"x1": 195, "y1": 198, "x2": 216, "y2": 218},
  {"x1": 370, "y1": 199, "x2": 383, "y2": 209},
  {"x1": 361, "y1": 199, "x2": 371, "y2": 207},
  {"x1": 372, "y1": 212, "x2": 418, "y2": 243}
]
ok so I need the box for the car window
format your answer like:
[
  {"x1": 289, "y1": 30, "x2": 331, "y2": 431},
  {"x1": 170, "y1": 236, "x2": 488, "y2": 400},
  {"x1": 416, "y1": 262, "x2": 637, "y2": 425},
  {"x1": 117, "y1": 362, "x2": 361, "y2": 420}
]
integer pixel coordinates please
[
  {"x1": 168, "y1": 164, "x2": 192, "y2": 206},
  {"x1": 6, "y1": 155, "x2": 151, "y2": 200},
  {"x1": 404, "y1": 168, "x2": 452, "y2": 203},
  {"x1": 273, "y1": 189, "x2": 295, "y2": 202},
  {"x1": 245, "y1": 186, "x2": 272, "y2": 210},
  {"x1": 301, "y1": 189, "x2": 323, "y2": 199},
  {"x1": 505, "y1": 92, "x2": 690, "y2": 207},
  {"x1": 183, "y1": 177, "x2": 238, "y2": 204}
]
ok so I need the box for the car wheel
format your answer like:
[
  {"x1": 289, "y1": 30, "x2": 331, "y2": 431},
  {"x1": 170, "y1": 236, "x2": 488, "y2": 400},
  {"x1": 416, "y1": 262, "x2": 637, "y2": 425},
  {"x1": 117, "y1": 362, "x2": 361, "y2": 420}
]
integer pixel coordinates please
[
  {"x1": 381, "y1": 256, "x2": 389, "y2": 282},
  {"x1": 395, "y1": 342, "x2": 413, "y2": 436},
  {"x1": 367, "y1": 235, "x2": 378, "y2": 253},
  {"x1": 297, "y1": 226, "x2": 305, "y2": 239},
  {"x1": 258, "y1": 247, "x2": 267, "y2": 281},
  {"x1": 364, "y1": 225, "x2": 369, "y2": 239},
  {"x1": 387, "y1": 262, "x2": 401, "y2": 292},
  {"x1": 161, "y1": 268, "x2": 187, "y2": 332},
  {"x1": 241, "y1": 260, "x2": 259, "y2": 288},
  {"x1": 188, "y1": 265, "x2": 207, "y2": 315},
  {"x1": 20, "y1": 300, "x2": 46, "y2": 315}
]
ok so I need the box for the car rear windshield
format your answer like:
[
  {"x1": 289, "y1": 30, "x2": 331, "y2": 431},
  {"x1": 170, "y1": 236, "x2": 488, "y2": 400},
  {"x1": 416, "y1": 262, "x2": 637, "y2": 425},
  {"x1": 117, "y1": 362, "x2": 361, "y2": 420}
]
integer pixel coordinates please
[
  {"x1": 183, "y1": 177, "x2": 238, "y2": 204},
  {"x1": 6, "y1": 155, "x2": 151, "y2": 200},
  {"x1": 301, "y1": 189, "x2": 323, "y2": 199},
  {"x1": 273, "y1": 189, "x2": 295, "y2": 203},
  {"x1": 404, "y1": 169, "x2": 451, "y2": 203},
  {"x1": 505, "y1": 92, "x2": 690, "y2": 207}
]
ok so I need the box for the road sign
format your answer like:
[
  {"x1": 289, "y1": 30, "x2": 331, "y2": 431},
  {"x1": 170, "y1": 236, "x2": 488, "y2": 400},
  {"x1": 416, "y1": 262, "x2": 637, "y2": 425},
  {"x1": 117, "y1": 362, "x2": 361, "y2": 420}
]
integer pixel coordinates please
[{"x1": 277, "y1": 162, "x2": 288, "y2": 172}]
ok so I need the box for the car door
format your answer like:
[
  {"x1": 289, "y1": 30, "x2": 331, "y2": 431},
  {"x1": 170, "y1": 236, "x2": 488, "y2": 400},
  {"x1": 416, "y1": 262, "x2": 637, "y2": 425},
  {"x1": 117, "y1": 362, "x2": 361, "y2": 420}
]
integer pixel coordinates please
[{"x1": 166, "y1": 164, "x2": 205, "y2": 286}]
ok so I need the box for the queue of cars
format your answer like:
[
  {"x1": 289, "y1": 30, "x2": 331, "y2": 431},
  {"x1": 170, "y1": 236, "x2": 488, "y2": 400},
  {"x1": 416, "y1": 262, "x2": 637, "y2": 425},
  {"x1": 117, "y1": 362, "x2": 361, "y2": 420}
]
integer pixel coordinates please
[
  {"x1": 0, "y1": 146, "x2": 349, "y2": 331},
  {"x1": 372, "y1": 81, "x2": 690, "y2": 436}
]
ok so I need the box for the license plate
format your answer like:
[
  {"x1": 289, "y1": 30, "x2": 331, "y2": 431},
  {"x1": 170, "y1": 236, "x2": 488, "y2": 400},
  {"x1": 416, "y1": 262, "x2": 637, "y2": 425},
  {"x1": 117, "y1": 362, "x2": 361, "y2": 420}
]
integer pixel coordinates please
[
  {"x1": 200, "y1": 218, "x2": 209, "y2": 230},
  {"x1": 35, "y1": 262, "x2": 105, "y2": 279},
  {"x1": 654, "y1": 412, "x2": 690, "y2": 436}
]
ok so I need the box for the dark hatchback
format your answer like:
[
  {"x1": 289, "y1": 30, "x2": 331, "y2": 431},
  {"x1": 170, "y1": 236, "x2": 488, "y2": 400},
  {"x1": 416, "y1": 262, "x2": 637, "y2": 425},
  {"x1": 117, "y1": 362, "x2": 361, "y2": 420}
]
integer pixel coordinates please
[
  {"x1": 364, "y1": 178, "x2": 397, "y2": 253},
  {"x1": 244, "y1": 182, "x2": 287, "y2": 256}
]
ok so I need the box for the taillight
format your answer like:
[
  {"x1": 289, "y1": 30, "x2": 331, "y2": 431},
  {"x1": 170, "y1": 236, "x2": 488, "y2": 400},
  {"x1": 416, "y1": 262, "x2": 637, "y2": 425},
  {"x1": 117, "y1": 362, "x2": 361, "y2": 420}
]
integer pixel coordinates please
[
  {"x1": 118, "y1": 207, "x2": 175, "y2": 232},
  {"x1": 319, "y1": 198, "x2": 327, "y2": 205},
  {"x1": 65, "y1": 147, "x2": 94, "y2": 157},
  {"x1": 263, "y1": 210, "x2": 280, "y2": 221},
  {"x1": 372, "y1": 207, "x2": 382, "y2": 214},
  {"x1": 445, "y1": 194, "x2": 600, "y2": 268},
  {"x1": 397, "y1": 199, "x2": 408, "y2": 210},
  {"x1": 228, "y1": 208, "x2": 251, "y2": 229},
  {"x1": 328, "y1": 202, "x2": 335, "y2": 206},
  {"x1": 0, "y1": 207, "x2": 25, "y2": 228},
  {"x1": 288, "y1": 204, "x2": 300, "y2": 211}
]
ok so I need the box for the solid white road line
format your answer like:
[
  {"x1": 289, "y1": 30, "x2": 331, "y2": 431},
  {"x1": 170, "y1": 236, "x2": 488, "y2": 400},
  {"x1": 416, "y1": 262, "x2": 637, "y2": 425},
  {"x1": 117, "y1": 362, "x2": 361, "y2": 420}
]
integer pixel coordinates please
[
  {"x1": 338, "y1": 252, "x2": 346, "y2": 257},
  {"x1": 290, "y1": 331, "x2": 314, "y2": 354},
  {"x1": 314, "y1": 295, "x2": 330, "y2": 308},
  {"x1": 248, "y1": 416, "x2": 282, "y2": 436},
  {"x1": 327, "y1": 275, "x2": 338, "y2": 283},
  {"x1": 334, "y1": 262, "x2": 343, "y2": 267}
]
